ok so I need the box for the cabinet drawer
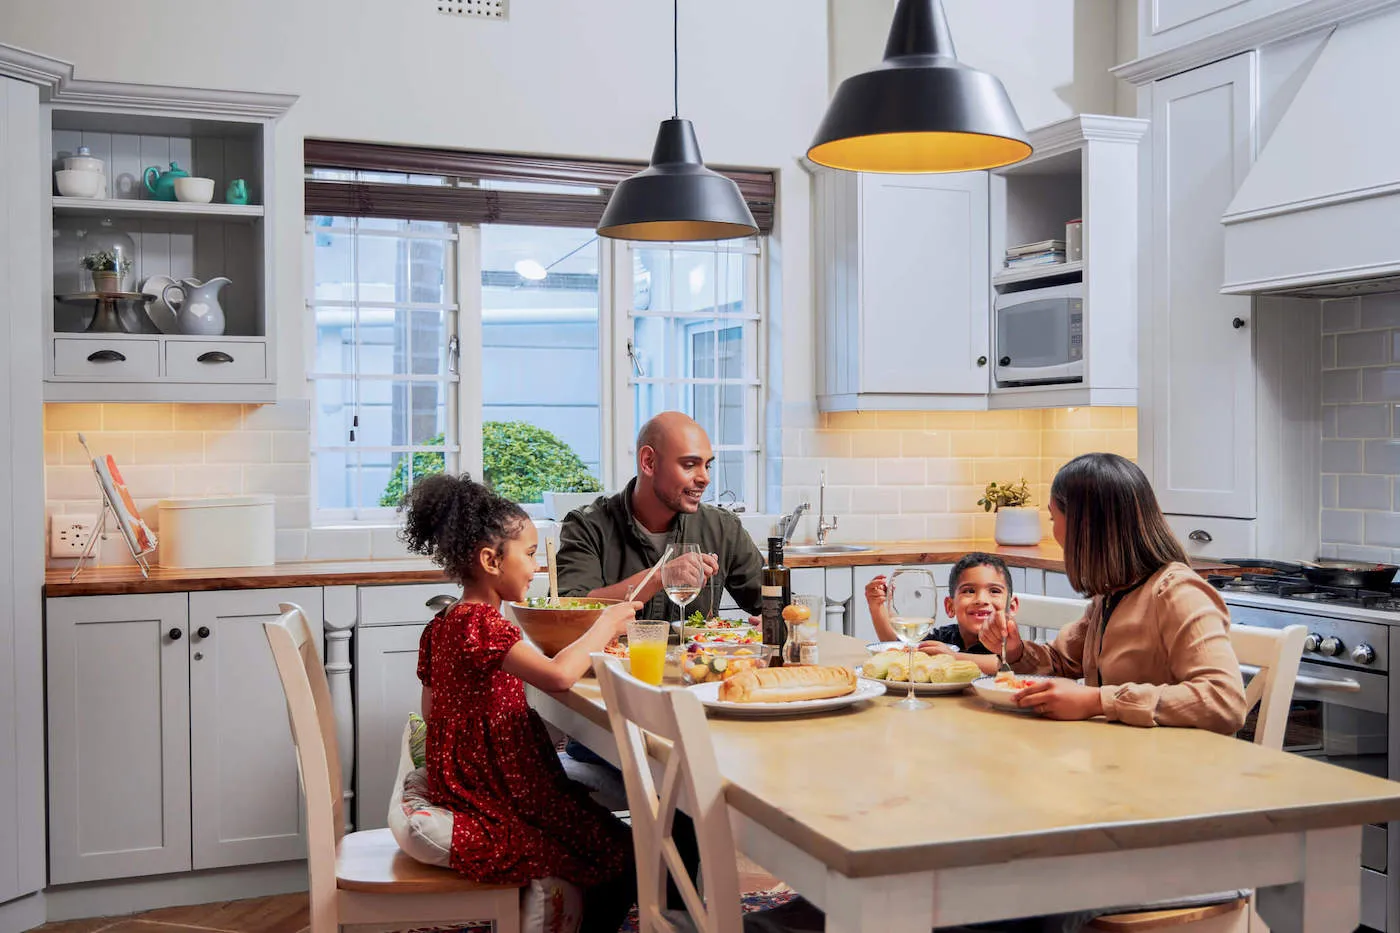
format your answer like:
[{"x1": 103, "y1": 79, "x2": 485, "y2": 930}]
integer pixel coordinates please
[
  {"x1": 359, "y1": 583, "x2": 459, "y2": 627},
  {"x1": 1165, "y1": 515, "x2": 1256, "y2": 559},
  {"x1": 165, "y1": 341, "x2": 267, "y2": 381},
  {"x1": 53, "y1": 338, "x2": 159, "y2": 379}
]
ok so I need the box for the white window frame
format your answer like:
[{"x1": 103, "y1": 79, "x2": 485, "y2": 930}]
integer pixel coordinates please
[
  {"x1": 303, "y1": 217, "x2": 471, "y2": 525},
  {"x1": 608, "y1": 238, "x2": 766, "y2": 511}
]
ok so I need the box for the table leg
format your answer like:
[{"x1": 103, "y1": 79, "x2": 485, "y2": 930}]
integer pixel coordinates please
[
  {"x1": 1256, "y1": 825, "x2": 1361, "y2": 933},
  {"x1": 822, "y1": 871, "x2": 933, "y2": 933}
]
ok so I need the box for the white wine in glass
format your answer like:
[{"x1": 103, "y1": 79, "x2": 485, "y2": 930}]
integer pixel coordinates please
[
  {"x1": 888, "y1": 568, "x2": 939, "y2": 710},
  {"x1": 661, "y1": 543, "x2": 705, "y2": 619}
]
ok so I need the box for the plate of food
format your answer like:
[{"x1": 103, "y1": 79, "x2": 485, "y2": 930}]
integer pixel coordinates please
[
  {"x1": 860, "y1": 649, "x2": 981, "y2": 695},
  {"x1": 688, "y1": 665, "x2": 881, "y2": 717},
  {"x1": 971, "y1": 672, "x2": 1058, "y2": 712},
  {"x1": 681, "y1": 612, "x2": 759, "y2": 644},
  {"x1": 682, "y1": 643, "x2": 776, "y2": 685}
]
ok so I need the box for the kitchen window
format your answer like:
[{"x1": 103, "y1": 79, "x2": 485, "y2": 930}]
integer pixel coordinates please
[{"x1": 303, "y1": 145, "x2": 775, "y2": 523}]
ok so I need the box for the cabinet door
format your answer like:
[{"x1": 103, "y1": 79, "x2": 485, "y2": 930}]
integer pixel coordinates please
[
  {"x1": 0, "y1": 75, "x2": 44, "y2": 904},
  {"x1": 1148, "y1": 54, "x2": 1257, "y2": 518},
  {"x1": 860, "y1": 173, "x2": 990, "y2": 396},
  {"x1": 1139, "y1": 0, "x2": 1302, "y2": 59},
  {"x1": 46, "y1": 594, "x2": 191, "y2": 883},
  {"x1": 355, "y1": 623, "x2": 428, "y2": 831},
  {"x1": 188, "y1": 587, "x2": 323, "y2": 869}
]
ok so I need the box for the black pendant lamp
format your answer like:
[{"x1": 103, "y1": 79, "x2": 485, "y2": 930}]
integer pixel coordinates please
[
  {"x1": 596, "y1": 0, "x2": 757, "y2": 241},
  {"x1": 808, "y1": 0, "x2": 1031, "y2": 174}
]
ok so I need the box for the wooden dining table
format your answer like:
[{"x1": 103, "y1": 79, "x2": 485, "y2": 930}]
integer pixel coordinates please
[{"x1": 526, "y1": 630, "x2": 1400, "y2": 933}]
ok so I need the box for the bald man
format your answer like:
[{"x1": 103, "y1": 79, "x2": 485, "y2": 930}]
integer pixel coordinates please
[{"x1": 556, "y1": 411, "x2": 765, "y2": 621}]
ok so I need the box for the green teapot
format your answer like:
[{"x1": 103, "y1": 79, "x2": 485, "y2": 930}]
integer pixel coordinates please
[{"x1": 143, "y1": 161, "x2": 189, "y2": 201}]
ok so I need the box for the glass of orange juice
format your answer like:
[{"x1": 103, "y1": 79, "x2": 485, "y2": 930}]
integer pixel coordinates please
[{"x1": 627, "y1": 620, "x2": 670, "y2": 686}]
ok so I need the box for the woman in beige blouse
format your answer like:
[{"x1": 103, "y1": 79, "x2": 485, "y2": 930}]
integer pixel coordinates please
[{"x1": 981, "y1": 452, "x2": 1247, "y2": 734}]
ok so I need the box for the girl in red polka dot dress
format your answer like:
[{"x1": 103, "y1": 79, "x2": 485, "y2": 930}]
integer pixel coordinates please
[{"x1": 399, "y1": 473, "x2": 642, "y2": 931}]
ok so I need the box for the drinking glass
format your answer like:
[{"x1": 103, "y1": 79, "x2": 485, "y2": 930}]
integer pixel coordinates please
[
  {"x1": 888, "y1": 568, "x2": 938, "y2": 710},
  {"x1": 627, "y1": 620, "x2": 671, "y2": 686},
  {"x1": 661, "y1": 543, "x2": 705, "y2": 619}
]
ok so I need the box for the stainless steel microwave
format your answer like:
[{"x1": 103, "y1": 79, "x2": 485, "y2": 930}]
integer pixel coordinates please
[{"x1": 994, "y1": 282, "x2": 1083, "y2": 387}]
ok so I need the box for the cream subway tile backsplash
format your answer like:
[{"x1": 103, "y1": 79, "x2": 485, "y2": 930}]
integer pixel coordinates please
[
  {"x1": 169, "y1": 464, "x2": 243, "y2": 497},
  {"x1": 781, "y1": 404, "x2": 1137, "y2": 545},
  {"x1": 244, "y1": 464, "x2": 313, "y2": 496},
  {"x1": 44, "y1": 404, "x2": 103, "y2": 432},
  {"x1": 275, "y1": 496, "x2": 312, "y2": 530},
  {"x1": 205, "y1": 431, "x2": 273, "y2": 463},
  {"x1": 306, "y1": 527, "x2": 373, "y2": 562},
  {"x1": 101, "y1": 404, "x2": 174, "y2": 431},
  {"x1": 128, "y1": 431, "x2": 203, "y2": 464},
  {"x1": 276, "y1": 530, "x2": 309, "y2": 562},
  {"x1": 61, "y1": 431, "x2": 134, "y2": 465},
  {"x1": 1318, "y1": 294, "x2": 1400, "y2": 563},
  {"x1": 272, "y1": 431, "x2": 312, "y2": 463}
]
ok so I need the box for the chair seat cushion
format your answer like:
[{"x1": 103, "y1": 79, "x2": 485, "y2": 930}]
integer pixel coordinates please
[{"x1": 337, "y1": 828, "x2": 515, "y2": 894}]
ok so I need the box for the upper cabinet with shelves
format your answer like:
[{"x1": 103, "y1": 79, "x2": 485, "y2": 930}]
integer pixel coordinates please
[
  {"x1": 988, "y1": 115, "x2": 1148, "y2": 410},
  {"x1": 41, "y1": 84, "x2": 294, "y2": 403}
]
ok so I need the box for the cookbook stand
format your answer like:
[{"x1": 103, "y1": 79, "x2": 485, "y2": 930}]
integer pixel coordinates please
[{"x1": 70, "y1": 441, "x2": 156, "y2": 581}]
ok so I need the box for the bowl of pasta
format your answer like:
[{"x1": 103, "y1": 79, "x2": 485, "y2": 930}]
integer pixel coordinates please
[{"x1": 971, "y1": 672, "x2": 1057, "y2": 711}]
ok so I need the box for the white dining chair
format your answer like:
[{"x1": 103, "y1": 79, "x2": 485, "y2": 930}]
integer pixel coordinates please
[
  {"x1": 264, "y1": 602, "x2": 521, "y2": 933},
  {"x1": 1013, "y1": 592, "x2": 1088, "y2": 642},
  {"x1": 592, "y1": 655, "x2": 824, "y2": 933}
]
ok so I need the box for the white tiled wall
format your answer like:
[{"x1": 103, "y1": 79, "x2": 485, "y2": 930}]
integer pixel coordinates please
[
  {"x1": 778, "y1": 403, "x2": 1139, "y2": 543},
  {"x1": 1319, "y1": 292, "x2": 1400, "y2": 562}
]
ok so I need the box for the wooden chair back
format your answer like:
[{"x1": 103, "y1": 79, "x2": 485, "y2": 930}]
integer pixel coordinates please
[
  {"x1": 593, "y1": 655, "x2": 742, "y2": 933},
  {"x1": 1229, "y1": 623, "x2": 1307, "y2": 750},
  {"x1": 263, "y1": 602, "x2": 345, "y2": 927}
]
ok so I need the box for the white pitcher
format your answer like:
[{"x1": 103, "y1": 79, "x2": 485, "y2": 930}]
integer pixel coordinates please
[{"x1": 163, "y1": 277, "x2": 230, "y2": 336}]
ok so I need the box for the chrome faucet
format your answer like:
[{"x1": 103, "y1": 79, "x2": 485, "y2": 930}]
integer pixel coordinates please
[
  {"x1": 816, "y1": 470, "x2": 838, "y2": 545},
  {"x1": 777, "y1": 501, "x2": 809, "y2": 544}
]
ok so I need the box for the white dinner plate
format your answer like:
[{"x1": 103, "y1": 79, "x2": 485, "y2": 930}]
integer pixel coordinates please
[
  {"x1": 689, "y1": 678, "x2": 885, "y2": 718},
  {"x1": 971, "y1": 675, "x2": 1058, "y2": 713},
  {"x1": 140, "y1": 274, "x2": 179, "y2": 334},
  {"x1": 858, "y1": 675, "x2": 972, "y2": 696}
]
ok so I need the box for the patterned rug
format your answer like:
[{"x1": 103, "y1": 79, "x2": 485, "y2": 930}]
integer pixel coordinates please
[{"x1": 406, "y1": 888, "x2": 798, "y2": 932}]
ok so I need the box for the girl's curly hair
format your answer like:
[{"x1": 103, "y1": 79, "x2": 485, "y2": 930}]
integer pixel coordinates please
[{"x1": 397, "y1": 473, "x2": 529, "y2": 582}]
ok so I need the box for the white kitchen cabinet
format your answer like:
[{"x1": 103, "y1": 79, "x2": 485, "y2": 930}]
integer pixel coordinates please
[
  {"x1": 188, "y1": 587, "x2": 323, "y2": 869},
  {"x1": 1042, "y1": 572, "x2": 1080, "y2": 599},
  {"x1": 354, "y1": 584, "x2": 457, "y2": 830},
  {"x1": 0, "y1": 72, "x2": 46, "y2": 911},
  {"x1": 815, "y1": 170, "x2": 990, "y2": 411},
  {"x1": 1137, "y1": 0, "x2": 1307, "y2": 61},
  {"x1": 46, "y1": 594, "x2": 192, "y2": 884},
  {"x1": 1145, "y1": 54, "x2": 1258, "y2": 519}
]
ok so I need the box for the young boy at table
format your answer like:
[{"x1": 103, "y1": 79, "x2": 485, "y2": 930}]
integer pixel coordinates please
[{"x1": 866, "y1": 552, "x2": 1013, "y2": 676}]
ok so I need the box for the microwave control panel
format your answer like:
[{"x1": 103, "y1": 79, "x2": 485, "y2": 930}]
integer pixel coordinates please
[{"x1": 1069, "y1": 301, "x2": 1083, "y2": 360}]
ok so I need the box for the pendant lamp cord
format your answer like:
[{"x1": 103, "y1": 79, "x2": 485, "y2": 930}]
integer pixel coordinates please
[{"x1": 672, "y1": 0, "x2": 679, "y2": 118}]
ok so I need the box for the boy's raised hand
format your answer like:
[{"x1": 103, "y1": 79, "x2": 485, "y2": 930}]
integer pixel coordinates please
[{"x1": 864, "y1": 575, "x2": 888, "y2": 605}]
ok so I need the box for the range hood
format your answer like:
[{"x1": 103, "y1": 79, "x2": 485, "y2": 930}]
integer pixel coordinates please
[{"x1": 1222, "y1": 7, "x2": 1400, "y2": 297}]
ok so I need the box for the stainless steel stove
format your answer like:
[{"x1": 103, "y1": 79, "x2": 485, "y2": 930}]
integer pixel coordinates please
[{"x1": 1209, "y1": 563, "x2": 1397, "y2": 932}]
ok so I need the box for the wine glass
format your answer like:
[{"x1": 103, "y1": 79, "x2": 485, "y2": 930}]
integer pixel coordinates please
[
  {"x1": 661, "y1": 543, "x2": 705, "y2": 621},
  {"x1": 888, "y1": 568, "x2": 939, "y2": 711}
]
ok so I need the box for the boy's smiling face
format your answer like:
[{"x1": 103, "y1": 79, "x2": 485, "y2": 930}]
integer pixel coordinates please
[{"x1": 944, "y1": 564, "x2": 1016, "y2": 640}]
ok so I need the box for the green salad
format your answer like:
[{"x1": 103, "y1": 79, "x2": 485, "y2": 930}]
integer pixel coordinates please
[
  {"x1": 685, "y1": 611, "x2": 752, "y2": 629},
  {"x1": 523, "y1": 597, "x2": 608, "y2": 609}
]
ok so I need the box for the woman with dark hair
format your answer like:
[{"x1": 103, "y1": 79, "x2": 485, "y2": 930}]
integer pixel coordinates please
[{"x1": 980, "y1": 452, "x2": 1247, "y2": 734}]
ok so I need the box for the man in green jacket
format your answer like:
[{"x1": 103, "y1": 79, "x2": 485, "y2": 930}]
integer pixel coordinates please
[{"x1": 556, "y1": 410, "x2": 765, "y2": 621}]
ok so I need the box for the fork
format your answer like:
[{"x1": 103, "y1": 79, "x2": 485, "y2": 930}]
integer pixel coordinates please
[{"x1": 995, "y1": 610, "x2": 1014, "y2": 678}]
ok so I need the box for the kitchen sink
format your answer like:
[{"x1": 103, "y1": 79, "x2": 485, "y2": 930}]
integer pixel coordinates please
[{"x1": 784, "y1": 544, "x2": 874, "y2": 555}]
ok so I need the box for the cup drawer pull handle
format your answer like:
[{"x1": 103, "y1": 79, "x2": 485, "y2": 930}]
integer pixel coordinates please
[
  {"x1": 87, "y1": 350, "x2": 126, "y2": 363},
  {"x1": 197, "y1": 351, "x2": 234, "y2": 364},
  {"x1": 1188, "y1": 529, "x2": 1213, "y2": 543}
]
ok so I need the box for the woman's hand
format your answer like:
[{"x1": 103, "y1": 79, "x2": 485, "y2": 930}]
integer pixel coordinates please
[
  {"x1": 1014, "y1": 679, "x2": 1103, "y2": 720},
  {"x1": 979, "y1": 607, "x2": 1024, "y2": 662},
  {"x1": 864, "y1": 575, "x2": 888, "y2": 606}
]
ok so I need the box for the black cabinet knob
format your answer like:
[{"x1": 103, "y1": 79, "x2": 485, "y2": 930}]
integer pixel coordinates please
[
  {"x1": 1232, "y1": 317, "x2": 1247, "y2": 329},
  {"x1": 999, "y1": 356, "x2": 1011, "y2": 366},
  {"x1": 976, "y1": 356, "x2": 987, "y2": 367},
  {"x1": 168, "y1": 628, "x2": 182, "y2": 640},
  {"x1": 196, "y1": 626, "x2": 211, "y2": 639}
]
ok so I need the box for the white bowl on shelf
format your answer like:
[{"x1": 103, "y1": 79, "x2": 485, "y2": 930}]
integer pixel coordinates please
[
  {"x1": 173, "y1": 176, "x2": 215, "y2": 203},
  {"x1": 55, "y1": 169, "x2": 104, "y2": 199}
]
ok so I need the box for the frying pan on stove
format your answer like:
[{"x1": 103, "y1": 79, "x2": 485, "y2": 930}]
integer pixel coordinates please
[{"x1": 1299, "y1": 560, "x2": 1399, "y2": 590}]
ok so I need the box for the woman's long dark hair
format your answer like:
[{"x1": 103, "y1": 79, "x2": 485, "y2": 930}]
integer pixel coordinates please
[{"x1": 1051, "y1": 453, "x2": 1186, "y2": 596}]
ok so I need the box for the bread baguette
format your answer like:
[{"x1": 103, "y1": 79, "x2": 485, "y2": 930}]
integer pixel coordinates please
[{"x1": 718, "y1": 665, "x2": 857, "y2": 703}]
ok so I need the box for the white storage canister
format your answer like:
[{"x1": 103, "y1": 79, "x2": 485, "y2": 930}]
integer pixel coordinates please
[{"x1": 156, "y1": 495, "x2": 276, "y2": 568}]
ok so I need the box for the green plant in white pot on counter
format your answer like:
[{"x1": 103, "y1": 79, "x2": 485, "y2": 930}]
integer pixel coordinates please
[
  {"x1": 81, "y1": 249, "x2": 133, "y2": 294},
  {"x1": 978, "y1": 478, "x2": 1040, "y2": 546}
]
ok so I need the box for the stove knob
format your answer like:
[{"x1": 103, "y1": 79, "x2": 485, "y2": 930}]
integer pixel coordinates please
[
  {"x1": 1352, "y1": 643, "x2": 1377, "y2": 665},
  {"x1": 1319, "y1": 636, "x2": 1345, "y2": 657},
  {"x1": 1304, "y1": 633, "x2": 1322, "y2": 653}
]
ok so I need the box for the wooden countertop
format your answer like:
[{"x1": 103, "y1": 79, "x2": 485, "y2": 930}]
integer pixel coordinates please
[
  {"x1": 545, "y1": 632, "x2": 1400, "y2": 877},
  {"x1": 43, "y1": 541, "x2": 1234, "y2": 598}
]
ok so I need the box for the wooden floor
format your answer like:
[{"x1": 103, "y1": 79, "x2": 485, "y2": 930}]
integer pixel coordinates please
[{"x1": 32, "y1": 859, "x2": 781, "y2": 933}]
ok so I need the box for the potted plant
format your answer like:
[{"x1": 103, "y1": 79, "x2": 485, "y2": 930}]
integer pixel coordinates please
[
  {"x1": 978, "y1": 478, "x2": 1040, "y2": 546},
  {"x1": 81, "y1": 249, "x2": 132, "y2": 294}
]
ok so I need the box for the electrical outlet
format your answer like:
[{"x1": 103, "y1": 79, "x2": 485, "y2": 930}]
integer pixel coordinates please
[{"x1": 49, "y1": 513, "x2": 98, "y2": 558}]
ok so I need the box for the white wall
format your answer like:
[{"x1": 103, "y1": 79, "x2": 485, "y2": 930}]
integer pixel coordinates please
[
  {"x1": 828, "y1": 0, "x2": 1122, "y2": 129},
  {"x1": 0, "y1": 0, "x2": 829, "y2": 403}
]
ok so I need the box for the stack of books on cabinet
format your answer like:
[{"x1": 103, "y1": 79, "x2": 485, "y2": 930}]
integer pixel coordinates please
[{"x1": 1004, "y1": 239, "x2": 1066, "y2": 269}]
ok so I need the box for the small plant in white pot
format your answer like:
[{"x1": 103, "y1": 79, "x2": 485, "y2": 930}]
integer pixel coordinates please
[{"x1": 978, "y1": 479, "x2": 1040, "y2": 546}]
